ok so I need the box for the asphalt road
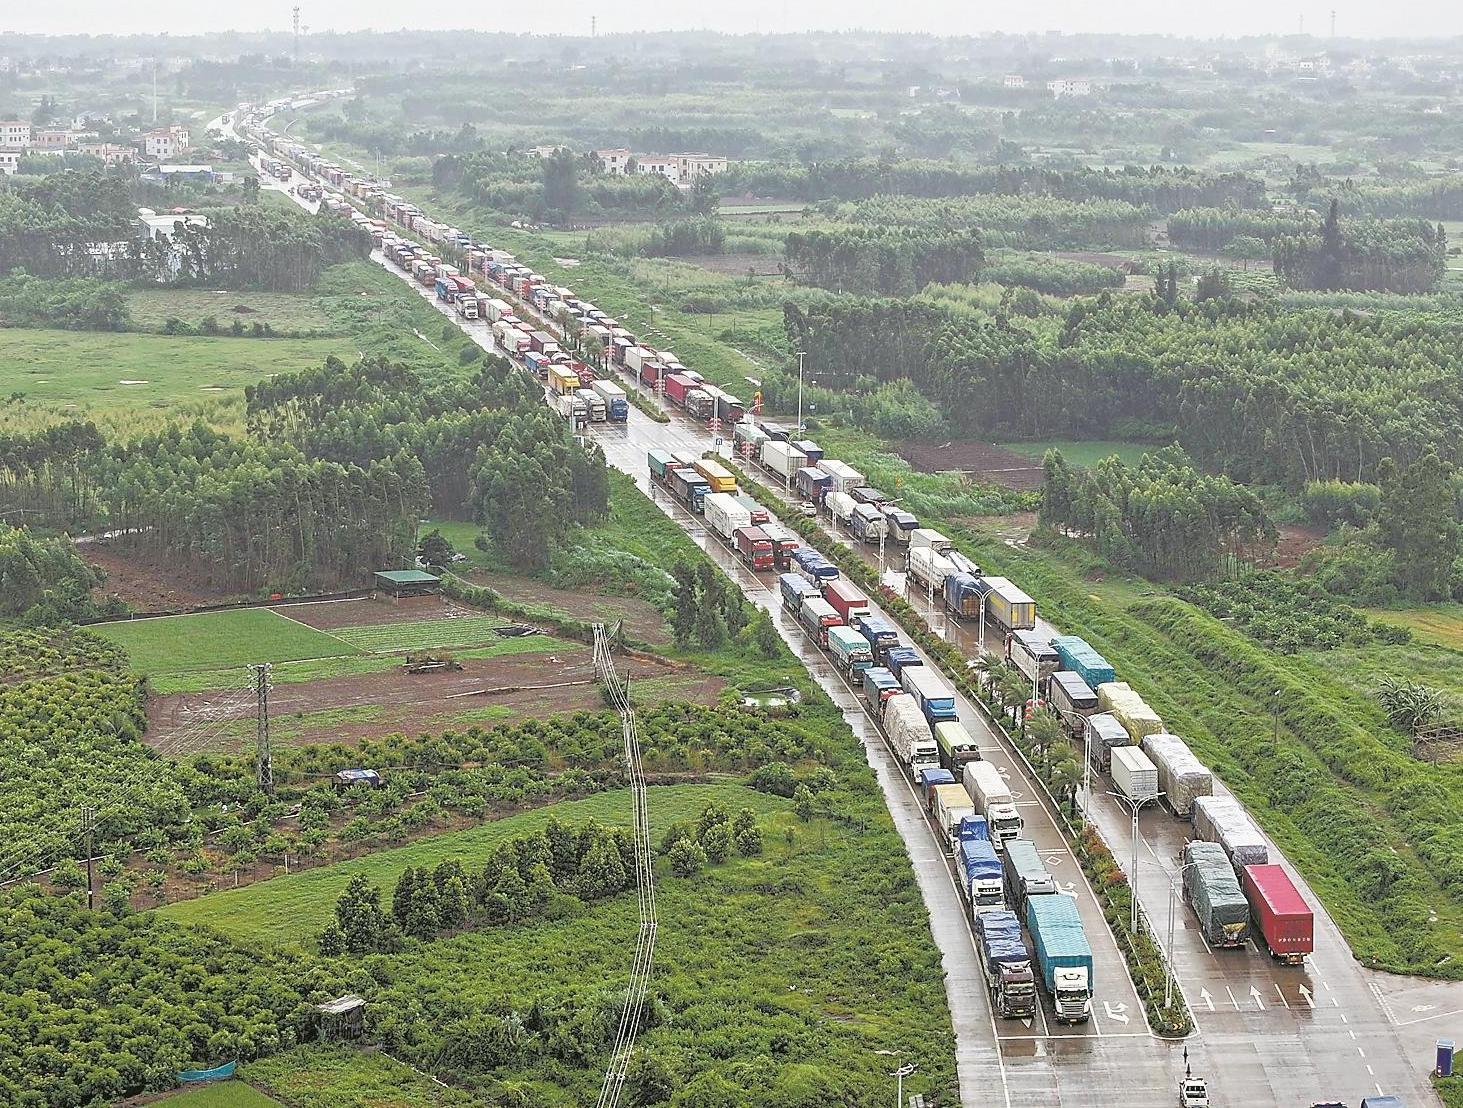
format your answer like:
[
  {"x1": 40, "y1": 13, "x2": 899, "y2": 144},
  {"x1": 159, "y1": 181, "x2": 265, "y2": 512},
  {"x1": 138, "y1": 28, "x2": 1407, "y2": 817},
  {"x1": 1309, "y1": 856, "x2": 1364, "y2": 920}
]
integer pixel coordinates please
[{"x1": 243, "y1": 119, "x2": 1459, "y2": 1107}]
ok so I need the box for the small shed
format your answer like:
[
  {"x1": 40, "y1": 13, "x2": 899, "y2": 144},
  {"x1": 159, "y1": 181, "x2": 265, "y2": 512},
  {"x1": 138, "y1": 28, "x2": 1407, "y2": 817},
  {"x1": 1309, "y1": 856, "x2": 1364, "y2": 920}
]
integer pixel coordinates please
[
  {"x1": 374, "y1": 569, "x2": 440, "y2": 598},
  {"x1": 316, "y1": 994, "x2": 367, "y2": 1041}
]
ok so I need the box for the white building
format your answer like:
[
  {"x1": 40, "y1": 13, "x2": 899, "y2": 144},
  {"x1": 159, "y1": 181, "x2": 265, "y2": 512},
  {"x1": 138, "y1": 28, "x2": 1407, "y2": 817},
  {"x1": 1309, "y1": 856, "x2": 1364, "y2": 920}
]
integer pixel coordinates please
[
  {"x1": 137, "y1": 210, "x2": 208, "y2": 240},
  {"x1": 669, "y1": 152, "x2": 727, "y2": 181},
  {"x1": 0, "y1": 148, "x2": 24, "y2": 175},
  {"x1": 140, "y1": 125, "x2": 191, "y2": 160},
  {"x1": 595, "y1": 147, "x2": 632, "y2": 175},
  {"x1": 1046, "y1": 79, "x2": 1093, "y2": 97},
  {"x1": 1003, "y1": 75, "x2": 1026, "y2": 88},
  {"x1": 0, "y1": 121, "x2": 31, "y2": 149},
  {"x1": 634, "y1": 155, "x2": 679, "y2": 184}
]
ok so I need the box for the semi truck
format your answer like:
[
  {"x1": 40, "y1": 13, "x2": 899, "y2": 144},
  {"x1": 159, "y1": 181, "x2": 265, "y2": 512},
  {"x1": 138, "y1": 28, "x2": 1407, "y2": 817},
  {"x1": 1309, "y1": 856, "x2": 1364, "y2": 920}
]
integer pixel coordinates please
[
  {"x1": 827, "y1": 626, "x2": 874, "y2": 676},
  {"x1": 882, "y1": 508, "x2": 920, "y2": 545},
  {"x1": 1242, "y1": 863, "x2": 1314, "y2": 964},
  {"x1": 759, "y1": 521, "x2": 801, "y2": 570},
  {"x1": 1140, "y1": 733, "x2": 1213, "y2": 818},
  {"x1": 791, "y1": 547, "x2": 839, "y2": 586},
  {"x1": 1048, "y1": 671, "x2": 1099, "y2": 734},
  {"x1": 1182, "y1": 840, "x2": 1251, "y2": 948},
  {"x1": 1192, "y1": 795, "x2": 1269, "y2": 870},
  {"x1": 693, "y1": 458, "x2": 736, "y2": 494},
  {"x1": 933, "y1": 720, "x2": 981, "y2": 774},
  {"x1": 851, "y1": 614, "x2": 899, "y2": 660},
  {"x1": 884, "y1": 693, "x2": 940, "y2": 771},
  {"x1": 1007, "y1": 630, "x2": 1060, "y2": 684},
  {"x1": 975, "y1": 909, "x2": 1038, "y2": 1019},
  {"x1": 574, "y1": 388, "x2": 606, "y2": 422},
  {"x1": 1050, "y1": 635, "x2": 1116, "y2": 688},
  {"x1": 547, "y1": 363, "x2": 580, "y2": 397},
  {"x1": 797, "y1": 596, "x2": 842, "y2": 647},
  {"x1": 1083, "y1": 712, "x2": 1130, "y2": 774},
  {"x1": 733, "y1": 526, "x2": 774, "y2": 571},
  {"x1": 918, "y1": 766, "x2": 956, "y2": 810},
  {"x1": 820, "y1": 459, "x2": 865, "y2": 494},
  {"x1": 760, "y1": 439, "x2": 807, "y2": 482},
  {"x1": 792, "y1": 439, "x2": 822, "y2": 464},
  {"x1": 851, "y1": 503, "x2": 887, "y2": 543},
  {"x1": 909, "y1": 528, "x2": 954, "y2": 555},
  {"x1": 959, "y1": 823, "x2": 1007, "y2": 914},
  {"x1": 779, "y1": 572, "x2": 820, "y2": 614},
  {"x1": 886, "y1": 646, "x2": 922, "y2": 680},
  {"x1": 796, "y1": 466, "x2": 832, "y2": 503},
  {"x1": 1110, "y1": 745, "x2": 1160, "y2": 804},
  {"x1": 909, "y1": 545, "x2": 956, "y2": 593},
  {"x1": 930, "y1": 782, "x2": 977, "y2": 849},
  {"x1": 825, "y1": 490, "x2": 857, "y2": 526},
  {"x1": 944, "y1": 572, "x2": 983, "y2": 618},
  {"x1": 732, "y1": 494, "x2": 769, "y2": 526},
  {"x1": 1002, "y1": 838, "x2": 1056, "y2": 918},
  {"x1": 704, "y1": 492, "x2": 752, "y2": 541},
  {"x1": 1096, "y1": 681, "x2": 1164, "y2": 743},
  {"x1": 668, "y1": 467, "x2": 709, "y2": 513},
  {"x1": 963, "y1": 761, "x2": 1023, "y2": 849},
  {"x1": 647, "y1": 449, "x2": 677, "y2": 483},
  {"x1": 822, "y1": 580, "x2": 870, "y2": 625},
  {"x1": 862, "y1": 666, "x2": 902, "y2": 707},
  {"x1": 590, "y1": 379, "x2": 628, "y2": 421},
  {"x1": 901, "y1": 664, "x2": 958, "y2": 725},
  {"x1": 975, "y1": 576, "x2": 1037, "y2": 632},
  {"x1": 1025, "y1": 894, "x2": 1093, "y2": 1023}
]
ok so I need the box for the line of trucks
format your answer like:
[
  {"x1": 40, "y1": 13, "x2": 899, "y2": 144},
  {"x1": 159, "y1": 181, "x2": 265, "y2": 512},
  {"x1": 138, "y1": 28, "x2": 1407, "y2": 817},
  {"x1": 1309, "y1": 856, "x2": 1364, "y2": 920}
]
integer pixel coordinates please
[{"x1": 248, "y1": 108, "x2": 1316, "y2": 996}]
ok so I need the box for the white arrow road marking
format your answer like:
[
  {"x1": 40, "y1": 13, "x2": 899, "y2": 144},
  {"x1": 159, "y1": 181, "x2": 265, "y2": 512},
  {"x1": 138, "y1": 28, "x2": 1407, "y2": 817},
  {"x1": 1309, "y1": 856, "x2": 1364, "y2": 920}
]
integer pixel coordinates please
[
  {"x1": 1104, "y1": 1001, "x2": 1130, "y2": 1025},
  {"x1": 1020, "y1": 1018, "x2": 1032, "y2": 1029},
  {"x1": 1250, "y1": 986, "x2": 1267, "y2": 1011},
  {"x1": 1411, "y1": 1004, "x2": 1437, "y2": 1013},
  {"x1": 1199, "y1": 988, "x2": 1216, "y2": 1012},
  {"x1": 1298, "y1": 985, "x2": 1316, "y2": 1009}
]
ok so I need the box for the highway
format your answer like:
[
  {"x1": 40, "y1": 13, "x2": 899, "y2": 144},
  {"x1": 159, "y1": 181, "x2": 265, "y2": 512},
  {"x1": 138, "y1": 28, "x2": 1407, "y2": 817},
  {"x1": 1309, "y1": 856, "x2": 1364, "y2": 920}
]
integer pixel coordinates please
[{"x1": 237, "y1": 110, "x2": 1457, "y2": 1107}]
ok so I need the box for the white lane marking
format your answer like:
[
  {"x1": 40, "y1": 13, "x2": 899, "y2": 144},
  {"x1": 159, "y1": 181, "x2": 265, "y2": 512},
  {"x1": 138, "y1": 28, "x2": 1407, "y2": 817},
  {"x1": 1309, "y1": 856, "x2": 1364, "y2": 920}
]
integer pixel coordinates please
[
  {"x1": 1348, "y1": 1030, "x2": 1357, "y2": 1040},
  {"x1": 1297, "y1": 984, "x2": 1316, "y2": 1009},
  {"x1": 1250, "y1": 985, "x2": 1267, "y2": 1011},
  {"x1": 1339, "y1": 1013, "x2": 1348, "y2": 1024},
  {"x1": 1366, "y1": 1065, "x2": 1374, "y2": 1076},
  {"x1": 1323, "y1": 979, "x2": 1333, "y2": 992},
  {"x1": 1199, "y1": 988, "x2": 1216, "y2": 1012},
  {"x1": 1226, "y1": 985, "x2": 1240, "y2": 1011},
  {"x1": 1357, "y1": 1048, "x2": 1366, "y2": 1058},
  {"x1": 1274, "y1": 983, "x2": 1290, "y2": 1009}
]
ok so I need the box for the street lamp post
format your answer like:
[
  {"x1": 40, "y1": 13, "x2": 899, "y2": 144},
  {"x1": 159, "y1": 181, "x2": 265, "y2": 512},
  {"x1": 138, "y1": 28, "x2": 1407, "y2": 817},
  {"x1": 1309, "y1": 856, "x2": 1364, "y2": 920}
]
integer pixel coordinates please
[
  {"x1": 795, "y1": 349, "x2": 806, "y2": 434},
  {"x1": 1108, "y1": 789, "x2": 1164, "y2": 932},
  {"x1": 1165, "y1": 860, "x2": 1203, "y2": 1009},
  {"x1": 891, "y1": 1062, "x2": 917, "y2": 1107}
]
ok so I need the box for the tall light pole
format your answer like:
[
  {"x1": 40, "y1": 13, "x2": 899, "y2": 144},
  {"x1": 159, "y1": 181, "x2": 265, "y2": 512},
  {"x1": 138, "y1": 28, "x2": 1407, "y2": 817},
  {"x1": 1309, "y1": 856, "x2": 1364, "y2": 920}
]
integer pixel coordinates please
[
  {"x1": 1108, "y1": 789, "x2": 1163, "y2": 932},
  {"x1": 1165, "y1": 860, "x2": 1203, "y2": 1010},
  {"x1": 891, "y1": 1062, "x2": 917, "y2": 1107},
  {"x1": 795, "y1": 349, "x2": 806, "y2": 433}
]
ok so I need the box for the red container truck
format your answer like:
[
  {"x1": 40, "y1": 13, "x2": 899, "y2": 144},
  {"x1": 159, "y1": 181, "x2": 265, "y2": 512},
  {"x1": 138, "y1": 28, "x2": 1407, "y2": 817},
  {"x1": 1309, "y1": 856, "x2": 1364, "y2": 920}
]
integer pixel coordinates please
[
  {"x1": 640, "y1": 360, "x2": 663, "y2": 387},
  {"x1": 733, "y1": 526, "x2": 775, "y2": 571},
  {"x1": 822, "y1": 579, "x2": 871, "y2": 624},
  {"x1": 663, "y1": 373, "x2": 696, "y2": 405},
  {"x1": 1241, "y1": 864, "x2": 1314, "y2": 965}
]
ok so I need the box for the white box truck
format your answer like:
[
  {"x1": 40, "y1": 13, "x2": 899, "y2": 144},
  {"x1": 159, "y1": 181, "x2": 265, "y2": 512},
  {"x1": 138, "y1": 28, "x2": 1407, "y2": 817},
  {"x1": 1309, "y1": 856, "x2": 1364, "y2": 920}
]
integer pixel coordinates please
[
  {"x1": 760, "y1": 440, "x2": 807, "y2": 481},
  {"x1": 884, "y1": 693, "x2": 940, "y2": 770},
  {"x1": 908, "y1": 545, "x2": 955, "y2": 593},
  {"x1": 820, "y1": 459, "x2": 865, "y2": 495},
  {"x1": 909, "y1": 528, "x2": 955, "y2": 555},
  {"x1": 704, "y1": 492, "x2": 753, "y2": 541},
  {"x1": 1110, "y1": 745, "x2": 1159, "y2": 804},
  {"x1": 825, "y1": 490, "x2": 857, "y2": 525},
  {"x1": 932, "y1": 782, "x2": 977, "y2": 849},
  {"x1": 963, "y1": 761, "x2": 1023, "y2": 850}
]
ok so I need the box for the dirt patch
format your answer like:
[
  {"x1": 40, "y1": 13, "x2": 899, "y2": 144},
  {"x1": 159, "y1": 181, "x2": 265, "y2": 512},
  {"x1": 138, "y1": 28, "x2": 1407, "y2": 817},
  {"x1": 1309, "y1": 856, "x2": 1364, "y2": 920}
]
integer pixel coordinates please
[
  {"x1": 973, "y1": 511, "x2": 1040, "y2": 546},
  {"x1": 678, "y1": 251, "x2": 783, "y2": 276},
  {"x1": 1052, "y1": 250, "x2": 1141, "y2": 271},
  {"x1": 895, "y1": 440, "x2": 1045, "y2": 490},
  {"x1": 80, "y1": 540, "x2": 244, "y2": 612},
  {"x1": 466, "y1": 569, "x2": 672, "y2": 645},
  {"x1": 1260, "y1": 524, "x2": 1328, "y2": 569},
  {"x1": 277, "y1": 593, "x2": 480, "y2": 631},
  {"x1": 146, "y1": 649, "x2": 721, "y2": 753}
]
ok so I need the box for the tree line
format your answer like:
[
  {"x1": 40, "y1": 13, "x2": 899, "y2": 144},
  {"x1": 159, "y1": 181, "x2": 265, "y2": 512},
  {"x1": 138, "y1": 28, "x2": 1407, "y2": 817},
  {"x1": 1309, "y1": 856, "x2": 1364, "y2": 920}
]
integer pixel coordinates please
[
  {"x1": 1040, "y1": 446, "x2": 1274, "y2": 580},
  {"x1": 843, "y1": 193, "x2": 1150, "y2": 250},
  {"x1": 1272, "y1": 201, "x2": 1446, "y2": 294},
  {"x1": 784, "y1": 227, "x2": 984, "y2": 296}
]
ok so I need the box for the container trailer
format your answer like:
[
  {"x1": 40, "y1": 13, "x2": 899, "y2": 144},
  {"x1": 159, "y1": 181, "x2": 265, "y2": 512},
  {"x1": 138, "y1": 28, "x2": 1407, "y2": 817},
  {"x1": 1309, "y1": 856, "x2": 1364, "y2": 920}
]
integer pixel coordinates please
[
  {"x1": 796, "y1": 466, "x2": 832, "y2": 503},
  {"x1": 668, "y1": 468, "x2": 710, "y2": 513},
  {"x1": 1002, "y1": 838, "x2": 1056, "y2": 918},
  {"x1": 779, "y1": 572, "x2": 820, "y2": 613},
  {"x1": 1182, "y1": 840, "x2": 1251, "y2": 948},
  {"x1": 1241, "y1": 863, "x2": 1314, "y2": 964},
  {"x1": 884, "y1": 693, "x2": 941, "y2": 770},
  {"x1": 976, "y1": 909, "x2": 1038, "y2": 1018},
  {"x1": 933, "y1": 720, "x2": 981, "y2": 774},
  {"x1": 822, "y1": 580, "x2": 870, "y2": 625},
  {"x1": 1110, "y1": 745, "x2": 1160, "y2": 804},
  {"x1": 1083, "y1": 712, "x2": 1130, "y2": 774},
  {"x1": 820, "y1": 459, "x2": 865, "y2": 494},
  {"x1": 884, "y1": 646, "x2": 922, "y2": 681},
  {"x1": 590, "y1": 379, "x2": 628, "y2": 421},
  {"x1": 1048, "y1": 672, "x2": 1099, "y2": 733},
  {"x1": 662, "y1": 373, "x2": 696, "y2": 405},
  {"x1": 976, "y1": 576, "x2": 1037, "y2": 632},
  {"x1": 944, "y1": 572, "x2": 984, "y2": 618},
  {"x1": 704, "y1": 492, "x2": 752, "y2": 541},
  {"x1": 964, "y1": 761, "x2": 1023, "y2": 849},
  {"x1": 909, "y1": 545, "x2": 956, "y2": 593},
  {"x1": 1192, "y1": 795, "x2": 1269, "y2": 870},
  {"x1": 1025, "y1": 894, "x2": 1093, "y2": 1023},
  {"x1": 909, "y1": 528, "x2": 955, "y2": 555},
  {"x1": 1096, "y1": 682, "x2": 1164, "y2": 743},
  {"x1": 693, "y1": 458, "x2": 737, "y2": 494},
  {"x1": 882, "y1": 508, "x2": 920, "y2": 544},
  {"x1": 646, "y1": 449, "x2": 677, "y2": 483},
  {"x1": 862, "y1": 666, "x2": 902, "y2": 707},
  {"x1": 797, "y1": 596, "x2": 842, "y2": 647},
  {"x1": 1140, "y1": 733, "x2": 1213, "y2": 817},
  {"x1": 850, "y1": 614, "x2": 900, "y2": 660},
  {"x1": 1050, "y1": 635, "x2": 1116, "y2": 689},
  {"x1": 901, "y1": 665, "x2": 958, "y2": 725},
  {"x1": 931, "y1": 782, "x2": 977, "y2": 848},
  {"x1": 733, "y1": 526, "x2": 774, "y2": 571},
  {"x1": 547, "y1": 364, "x2": 580, "y2": 396},
  {"x1": 1007, "y1": 629, "x2": 1060, "y2": 684},
  {"x1": 827, "y1": 625, "x2": 874, "y2": 676}
]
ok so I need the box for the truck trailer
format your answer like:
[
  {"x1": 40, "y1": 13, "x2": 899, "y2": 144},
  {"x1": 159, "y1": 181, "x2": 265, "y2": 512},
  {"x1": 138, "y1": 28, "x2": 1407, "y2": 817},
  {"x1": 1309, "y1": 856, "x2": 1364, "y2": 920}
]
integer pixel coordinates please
[
  {"x1": 779, "y1": 572, "x2": 820, "y2": 614},
  {"x1": 704, "y1": 492, "x2": 752, "y2": 541},
  {"x1": 1241, "y1": 863, "x2": 1314, "y2": 964},
  {"x1": 959, "y1": 826, "x2": 1007, "y2": 916},
  {"x1": 975, "y1": 576, "x2": 1037, "y2": 632},
  {"x1": 1083, "y1": 712, "x2": 1130, "y2": 774},
  {"x1": 797, "y1": 596, "x2": 842, "y2": 646},
  {"x1": 1048, "y1": 671, "x2": 1099, "y2": 734},
  {"x1": 822, "y1": 580, "x2": 870, "y2": 625},
  {"x1": 1007, "y1": 629, "x2": 1060, "y2": 684},
  {"x1": 944, "y1": 572, "x2": 983, "y2": 618},
  {"x1": 1140, "y1": 732, "x2": 1213, "y2": 818},
  {"x1": 1096, "y1": 681, "x2": 1164, "y2": 743},
  {"x1": 1110, "y1": 745, "x2": 1159, "y2": 804},
  {"x1": 976, "y1": 909, "x2": 1038, "y2": 1018},
  {"x1": 930, "y1": 782, "x2": 977, "y2": 849},
  {"x1": 862, "y1": 666, "x2": 902, "y2": 707},
  {"x1": 827, "y1": 625, "x2": 874, "y2": 676},
  {"x1": 1025, "y1": 894, "x2": 1093, "y2": 1024},
  {"x1": 963, "y1": 760, "x2": 1023, "y2": 849},
  {"x1": 1050, "y1": 635, "x2": 1116, "y2": 689},
  {"x1": 933, "y1": 720, "x2": 981, "y2": 774},
  {"x1": 884, "y1": 693, "x2": 940, "y2": 771},
  {"x1": 909, "y1": 545, "x2": 956, "y2": 594},
  {"x1": 1002, "y1": 838, "x2": 1056, "y2": 918},
  {"x1": 1182, "y1": 841, "x2": 1251, "y2": 948},
  {"x1": 1192, "y1": 795, "x2": 1269, "y2": 870},
  {"x1": 901, "y1": 665, "x2": 958, "y2": 725}
]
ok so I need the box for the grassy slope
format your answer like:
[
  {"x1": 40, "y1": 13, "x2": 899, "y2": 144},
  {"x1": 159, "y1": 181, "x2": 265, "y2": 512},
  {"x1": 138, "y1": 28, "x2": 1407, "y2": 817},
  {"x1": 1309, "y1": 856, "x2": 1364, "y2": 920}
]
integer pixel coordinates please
[
  {"x1": 155, "y1": 1083, "x2": 283, "y2": 1107},
  {"x1": 92, "y1": 608, "x2": 359, "y2": 674},
  {"x1": 1365, "y1": 603, "x2": 1463, "y2": 651},
  {"x1": 246, "y1": 1046, "x2": 474, "y2": 1107},
  {"x1": 126, "y1": 288, "x2": 343, "y2": 333},
  {"x1": 158, "y1": 784, "x2": 784, "y2": 946}
]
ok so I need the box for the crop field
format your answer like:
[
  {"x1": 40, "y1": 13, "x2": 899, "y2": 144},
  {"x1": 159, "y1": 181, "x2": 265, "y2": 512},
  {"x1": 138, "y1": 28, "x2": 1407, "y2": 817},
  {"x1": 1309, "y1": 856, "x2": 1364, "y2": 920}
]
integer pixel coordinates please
[
  {"x1": 1365, "y1": 604, "x2": 1463, "y2": 650},
  {"x1": 246, "y1": 1047, "x2": 473, "y2": 1107},
  {"x1": 93, "y1": 608, "x2": 359, "y2": 675},
  {"x1": 159, "y1": 1083, "x2": 283, "y2": 1107},
  {"x1": 998, "y1": 439, "x2": 1153, "y2": 470},
  {"x1": 329, "y1": 614, "x2": 511, "y2": 653},
  {"x1": 159, "y1": 783, "x2": 785, "y2": 945},
  {"x1": 126, "y1": 287, "x2": 344, "y2": 333}
]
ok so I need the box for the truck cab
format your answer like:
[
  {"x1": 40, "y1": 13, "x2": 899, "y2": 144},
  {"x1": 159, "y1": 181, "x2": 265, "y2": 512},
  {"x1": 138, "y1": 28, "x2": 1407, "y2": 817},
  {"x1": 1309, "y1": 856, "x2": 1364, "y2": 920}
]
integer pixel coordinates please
[
  {"x1": 1177, "y1": 1077, "x2": 1209, "y2": 1108},
  {"x1": 1052, "y1": 965, "x2": 1092, "y2": 1023}
]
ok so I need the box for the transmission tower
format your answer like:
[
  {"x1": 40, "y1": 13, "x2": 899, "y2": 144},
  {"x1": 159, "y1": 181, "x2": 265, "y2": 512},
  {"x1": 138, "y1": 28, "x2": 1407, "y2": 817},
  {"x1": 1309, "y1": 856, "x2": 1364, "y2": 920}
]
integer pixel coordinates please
[
  {"x1": 293, "y1": 6, "x2": 301, "y2": 60},
  {"x1": 250, "y1": 663, "x2": 274, "y2": 793}
]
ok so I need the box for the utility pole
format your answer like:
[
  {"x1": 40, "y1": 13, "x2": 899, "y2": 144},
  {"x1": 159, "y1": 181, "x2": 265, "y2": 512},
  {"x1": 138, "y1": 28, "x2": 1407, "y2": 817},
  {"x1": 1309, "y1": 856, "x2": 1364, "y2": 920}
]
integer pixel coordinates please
[
  {"x1": 1330, "y1": 9, "x2": 1336, "y2": 37},
  {"x1": 80, "y1": 807, "x2": 96, "y2": 910},
  {"x1": 293, "y1": 7, "x2": 302, "y2": 61},
  {"x1": 795, "y1": 350, "x2": 806, "y2": 434},
  {"x1": 250, "y1": 663, "x2": 273, "y2": 793},
  {"x1": 591, "y1": 14, "x2": 597, "y2": 37}
]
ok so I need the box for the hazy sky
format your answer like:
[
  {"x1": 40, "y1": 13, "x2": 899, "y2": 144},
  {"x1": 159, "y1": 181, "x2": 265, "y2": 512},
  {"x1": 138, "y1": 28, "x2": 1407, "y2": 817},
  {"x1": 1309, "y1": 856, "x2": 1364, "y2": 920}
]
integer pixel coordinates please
[{"x1": 4, "y1": 0, "x2": 1463, "y2": 40}]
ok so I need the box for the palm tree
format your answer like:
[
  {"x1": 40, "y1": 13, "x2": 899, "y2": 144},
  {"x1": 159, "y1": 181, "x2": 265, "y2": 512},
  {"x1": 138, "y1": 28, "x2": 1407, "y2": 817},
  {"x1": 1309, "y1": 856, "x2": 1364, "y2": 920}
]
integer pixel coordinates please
[
  {"x1": 1026, "y1": 707, "x2": 1065, "y2": 772},
  {"x1": 1048, "y1": 752, "x2": 1086, "y2": 820}
]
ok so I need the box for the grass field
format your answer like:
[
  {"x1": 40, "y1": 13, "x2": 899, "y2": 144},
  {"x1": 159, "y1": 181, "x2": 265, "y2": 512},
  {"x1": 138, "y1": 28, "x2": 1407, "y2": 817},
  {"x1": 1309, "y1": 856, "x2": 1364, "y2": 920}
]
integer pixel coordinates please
[
  {"x1": 330, "y1": 614, "x2": 509, "y2": 653},
  {"x1": 126, "y1": 288, "x2": 343, "y2": 334},
  {"x1": 1365, "y1": 604, "x2": 1463, "y2": 651},
  {"x1": 246, "y1": 1047, "x2": 473, "y2": 1107},
  {"x1": 159, "y1": 783, "x2": 784, "y2": 946},
  {"x1": 998, "y1": 439, "x2": 1152, "y2": 469},
  {"x1": 158, "y1": 1083, "x2": 282, "y2": 1107},
  {"x1": 94, "y1": 608, "x2": 359, "y2": 675}
]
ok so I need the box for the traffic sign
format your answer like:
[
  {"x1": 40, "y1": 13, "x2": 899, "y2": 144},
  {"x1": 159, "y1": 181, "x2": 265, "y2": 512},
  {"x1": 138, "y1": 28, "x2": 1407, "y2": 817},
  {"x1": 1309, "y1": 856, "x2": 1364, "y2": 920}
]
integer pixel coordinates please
[{"x1": 714, "y1": 437, "x2": 723, "y2": 447}]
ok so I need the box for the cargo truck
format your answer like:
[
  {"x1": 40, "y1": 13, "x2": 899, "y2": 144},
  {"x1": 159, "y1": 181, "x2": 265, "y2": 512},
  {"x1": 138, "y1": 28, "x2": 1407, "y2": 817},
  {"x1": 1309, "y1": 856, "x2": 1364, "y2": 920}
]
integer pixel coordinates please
[
  {"x1": 827, "y1": 625, "x2": 874, "y2": 676},
  {"x1": 822, "y1": 580, "x2": 870, "y2": 625},
  {"x1": 850, "y1": 486, "x2": 889, "y2": 507},
  {"x1": 1140, "y1": 733, "x2": 1213, "y2": 818},
  {"x1": 663, "y1": 373, "x2": 696, "y2": 406},
  {"x1": 944, "y1": 572, "x2": 984, "y2": 619},
  {"x1": 779, "y1": 572, "x2": 820, "y2": 613},
  {"x1": 574, "y1": 388, "x2": 606, "y2": 422},
  {"x1": 1242, "y1": 863, "x2": 1314, "y2": 964},
  {"x1": 1096, "y1": 682, "x2": 1164, "y2": 743},
  {"x1": 976, "y1": 909, "x2": 1038, "y2": 1018},
  {"x1": 851, "y1": 503, "x2": 887, "y2": 543},
  {"x1": 933, "y1": 720, "x2": 981, "y2": 774},
  {"x1": 976, "y1": 576, "x2": 1037, "y2": 632},
  {"x1": 796, "y1": 466, "x2": 832, "y2": 503},
  {"x1": 733, "y1": 526, "x2": 774, "y2": 571},
  {"x1": 964, "y1": 761, "x2": 1023, "y2": 849},
  {"x1": 684, "y1": 390, "x2": 715, "y2": 421},
  {"x1": 732, "y1": 495, "x2": 769, "y2": 526},
  {"x1": 547, "y1": 364, "x2": 580, "y2": 397},
  {"x1": 590, "y1": 380, "x2": 629, "y2": 421},
  {"x1": 851, "y1": 614, "x2": 899, "y2": 661},
  {"x1": 760, "y1": 440, "x2": 807, "y2": 482},
  {"x1": 647, "y1": 449, "x2": 677, "y2": 484},
  {"x1": 693, "y1": 458, "x2": 736, "y2": 494},
  {"x1": 1048, "y1": 672, "x2": 1099, "y2": 734},
  {"x1": 959, "y1": 828, "x2": 1007, "y2": 914},
  {"x1": 1025, "y1": 894, "x2": 1093, "y2": 1023},
  {"x1": 884, "y1": 693, "x2": 940, "y2": 770},
  {"x1": 862, "y1": 666, "x2": 902, "y2": 707},
  {"x1": 884, "y1": 646, "x2": 922, "y2": 681},
  {"x1": 798, "y1": 596, "x2": 843, "y2": 647},
  {"x1": 792, "y1": 439, "x2": 823, "y2": 464},
  {"x1": 909, "y1": 545, "x2": 956, "y2": 594},
  {"x1": 1192, "y1": 795, "x2": 1269, "y2": 870},
  {"x1": 1182, "y1": 841, "x2": 1250, "y2": 948},
  {"x1": 1002, "y1": 838, "x2": 1057, "y2": 918},
  {"x1": 1110, "y1": 745, "x2": 1160, "y2": 804},
  {"x1": 704, "y1": 492, "x2": 752, "y2": 541},
  {"x1": 882, "y1": 508, "x2": 920, "y2": 545},
  {"x1": 820, "y1": 459, "x2": 865, "y2": 494},
  {"x1": 1050, "y1": 635, "x2": 1116, "y2": 689},
  {"x1": 759, "y1": 521, "x2": 801, "y2": 569},
  {"x1": 1007, "y1": 630, "x2": 1060, "y2": 684},
  {"x1": 931, "y1": 782, "x2": 977, "y2": 848},
  {"x1": 909, "y1": 528, "x2": 955, "y2": 555},
  {"x1": 825, "y1": 490, "x2": 857, "y2": 526},
  {"x1": 901, "y1": 665, "x2": 958, "y2": 725},
  {"x1": 918, "y1": 766, "x2": 956, "y2": 808},
  {"x1": 791, "y1": 547, "x2": 839, "y2": 586},
  {"x1": 1083, "y1": 712, "x2": 1131, "y2": 774},
  {"x1": 668, "y1": 468, "x2": 710, "y2": 513}
]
